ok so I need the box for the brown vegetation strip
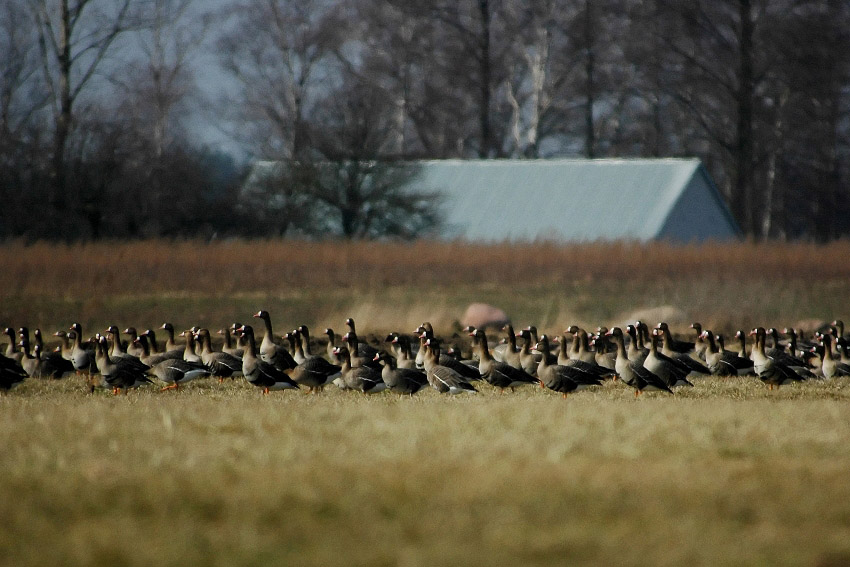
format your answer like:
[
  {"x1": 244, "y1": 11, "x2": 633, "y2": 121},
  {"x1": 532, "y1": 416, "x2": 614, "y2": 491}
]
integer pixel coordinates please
[{"x1": 2, "y1": 240, "x2": 849, "y2": 297}]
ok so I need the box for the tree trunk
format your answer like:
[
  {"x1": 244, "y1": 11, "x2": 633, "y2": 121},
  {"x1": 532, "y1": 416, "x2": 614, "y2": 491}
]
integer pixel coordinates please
[
  {"x1": 477, "y1": 0, "x2": 492, "y2": 158},
  {"x1": 732, "y1": 0, "x2": 755, "y2": 236},
  {"x1": 583, "y1": 0, "x2": 596, "y2": 159}
]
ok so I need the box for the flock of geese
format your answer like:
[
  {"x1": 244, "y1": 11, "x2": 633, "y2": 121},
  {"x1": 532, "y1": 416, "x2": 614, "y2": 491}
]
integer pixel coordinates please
[{"x1": 2, "y1": 311, "x2": 850, "y2": 397}]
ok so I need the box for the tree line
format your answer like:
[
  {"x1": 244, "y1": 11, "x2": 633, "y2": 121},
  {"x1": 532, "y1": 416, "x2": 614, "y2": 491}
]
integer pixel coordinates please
[{"x1": 1, "y1": 0, "x2": 848, "y2": 241}]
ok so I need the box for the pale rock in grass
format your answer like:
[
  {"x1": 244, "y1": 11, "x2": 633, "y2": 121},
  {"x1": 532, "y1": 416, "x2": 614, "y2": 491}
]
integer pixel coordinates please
[{"x1": 461, "y1": 303, "x2": 509, "y2": 331}]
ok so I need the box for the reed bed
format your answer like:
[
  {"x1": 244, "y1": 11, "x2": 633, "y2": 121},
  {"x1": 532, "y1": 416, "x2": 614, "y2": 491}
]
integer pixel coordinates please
[{"x1": 1, "y1": 239, "x2": 848, "y2": 338}]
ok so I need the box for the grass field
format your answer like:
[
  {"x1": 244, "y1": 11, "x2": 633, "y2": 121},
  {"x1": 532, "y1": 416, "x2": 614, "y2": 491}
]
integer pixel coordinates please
[{"x1": 2, "y1": 240, "x2": 850, "y2": 566}]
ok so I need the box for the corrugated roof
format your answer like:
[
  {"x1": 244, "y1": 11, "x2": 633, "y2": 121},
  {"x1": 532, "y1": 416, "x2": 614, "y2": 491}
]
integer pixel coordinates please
[{"x1": 408, "y1": 158, "x2": 734, "y2": 242}]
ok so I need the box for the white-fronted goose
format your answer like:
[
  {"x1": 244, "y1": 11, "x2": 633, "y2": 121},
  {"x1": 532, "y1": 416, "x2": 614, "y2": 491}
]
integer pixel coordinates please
[
  {"x1": 33, "y1": 329, "x2": 74, "y2": 377},
  {"x1": 341, "y1": 332, "x2": 381, "y2": 370},
  {"x1": 606, "y1": 327, "x2": 672, "y2": 396},
  {"x1": 180, "y1": 329, "x2": 203, "y2": 364},
  {"x1": 325, "y1": 328, "x2": 341, "y2": 364},
  {"x1": 105, "y1": 325, "x2": 129, "y2": 358},
  {"x1": 749, "y1": 327, "x2": 810, "y2": 389},
  {"x1": 373, "y1": 351, "x2": 427, "y2": 395},
  {"x1": 656, "y1": 326, "x2": 711, "y2": 375},
  {"x1": 17, "y1": 340, "x2": 40, "y2": 377},
  {"x1": 4, "y1": 327, "x2": 22, "y2": 361},
  {"x1": 135, "y1": 335, "x2": 177, "y2": 367},
  {"x1": 565, "y1": 326, "x2": 597, "y2": 365},
  {"x1": 690, "y1": 322, "x2": 707, "y2": 360},
  {"x1": 160, "y1": 323, "x2": 181, "y2": 353},
  {"x1": 654, "y1": 322, "x2": 694, "y2": 354},
  {"x1": 703, "y1": 331, "x2": 754, "y2": 376},
  {"x1": 624, "y1": 325, "x2": 649, "y2": 364},
  {"x1": 334, "y1": 346, "x2": 385, "y2": 393},
  {"x1": 286, "y1": 353, "x2": 341, "y2": 393},
  {"x1": 69, "y1": 323, "x2": 96, "y2": 374},
  {"x1": 196, "y1": 328, "x2": 242, "y2": 380},
  {"x1": 516, "y1": 328, "x2": 544, "y2": 375},
  {"x1": 124, "y1": 327, "x2": 145, "y2": 358},
  {"x1": 818, "y1": 334, "x2": 850, "y2": 379},
  {"x1": 344, "y1": 318, "x2": 379, "y2": 360},
  {"x1": 93, "y1": 336, "x2": 151, "y2": 394},
  {"x1": 469, "y1": 329, "x2": 538, "y2": 392},
  {"x1": 644, "y1": 330, "x2": 694, "y2": 387},
  {"x1": 0, "y1": 352, "x2": 27, "y2": 391},
  {"x1": 147, "y1": 357, "x2": 210, "y2": 391},
  {"x1": 386, "y1": 333, "x2": 416, "y2": 370},
  {"x1": 422, "y1": 338, "x2": 477, "y2": 394},
  {"x1": 534, "y1": 335, "x2": 602, "y2": 396},
  {"x1": 296, "y1": 325, "x2": 314, "y2": 357},
  {"x1": 53, "y1": 331, "x2": 74, "y2": 361},
  {"x1": 286, "y1": 331, "x2": 306, "y2": 365},
  {"x1": 499, "y1": 324, "x2": 522, "y2": 368},
  {"x1": 253, "y1": 310, "x2": 297, "y2": 371},
  {"x1": 237, "y1": 324, "x2": 299, "y2": 394},
  {"x1": 555, "y1": 333, "x2": 614, "y2": 380},
  {"x1": 218, "y1": 327, "x2": 244, "y2": 358}
]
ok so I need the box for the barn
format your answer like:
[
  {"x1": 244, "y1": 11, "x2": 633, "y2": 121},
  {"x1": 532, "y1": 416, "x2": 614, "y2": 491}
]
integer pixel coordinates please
[{"x1": 409, "y1": 158, "x2": 740, "y2": 243}]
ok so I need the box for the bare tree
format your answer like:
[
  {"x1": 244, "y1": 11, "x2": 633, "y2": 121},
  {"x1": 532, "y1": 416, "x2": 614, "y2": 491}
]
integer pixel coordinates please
[
  {"x1": 217, "y1": 0, "x2": 345, "y2": 160},
  {"x1": 30, "y1": 0, "x2": 135, "y2": 210}
]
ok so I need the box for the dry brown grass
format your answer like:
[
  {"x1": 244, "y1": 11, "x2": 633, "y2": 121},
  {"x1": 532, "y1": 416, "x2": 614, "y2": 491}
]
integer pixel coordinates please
[
  {"x1": 1, "y1": 239, "x2": 849, "y2": 338},
  {"x1": 2, "y1": 376, "x2": 850, "y2": 566}
]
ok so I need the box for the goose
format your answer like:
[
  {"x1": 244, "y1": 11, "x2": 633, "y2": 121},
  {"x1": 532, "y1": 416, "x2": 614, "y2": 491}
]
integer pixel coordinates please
[
  {"x1": 656, "y1": 325, "x2": 711, "y2": 375},
  {"x1": 69, "y1": 323, "x2": 96, "y2": 374},
  {"x1": 218, "y1": 327, "x2": 244, "y2": 358},
  {"x1": 469, "y1": 329, "x2": 538, "y2": 392},
  {"x1": 373, "y1": 351, "x2": 427, "y2": 395},
  {"x1": 147, "y1": 358, "x2": 210, "y2": 391},
  {"x1": 104, "y1": 325, "x2": 129, "y2": 357},
  {"x1": 253, "y1": 311, "x2": 297, "y2": 371},
  {"x1": 180, "y1": 328, "x2": 203, "y2": 364},
  {"x1": 654, "y1": 322, "x2": 694, "y2": 354},
  {"x1": 606, "y1": 327, "x2": 672, "y2": 396},
  {"x1": 160, "y1": 323, "x2": 181, "y2": 353},
  {"x1": 135, "y1": 335, "x2": 180, "y2": 367},
  {"x1": 386, "y1": 333, "x2": 416, "y2": 370},
  {"x1": 749, "y1": 328, "x2": 809, "y2": 389},
  {"x1": 124, "y1": 327, "x2": 145, "y2": 358},
  {"x1": 534, "y1": 335, "x2": 602, "y2": 396},
  {"x1": 334, "y1": 346, "x2": 385, "y2": 393},
  {"x1": 17, "y1": 340, "x2": 40, "y2": 377},
  {"x1": 32, "y1": 329, "x2": 74, "y2": 377},
  {"x1": 644, "y1": 330, "x2": 694, "y2": 387},
  {"x1": 516, "y1": 328, "x2": 544, "y2": 376},
  {"x1": 555, "y1": 333, "x2": 615, "y2": 380},
  {"x1": 499, "y1": 324, "x2": 522, "y2": 368},
  {"x1": 237, "y1": 324, "x2": 299, "y2": 394},
  {"x1": 284, "y1": 343, "x2": 341, "y2": 393},
  {"x1": 0, "y1": 353, "x2": 27, "y2": 391},
  {"x1": 624, "y1": 325, "x2": 649, "y2": 364},
  {"x1": 196, "y1": 328, "x2": 242, "y2": 380},
  {"x1": 690, "y1": 322, "x2": 708, "y2": 360},
  {"x1": 818, "y1": 334, "x2": 850, "y2": 379},
  {"x1": 32, "y1": 343, "x2": 74, "y2": 379},
  {"x1": 296, "y1": 325, "x2": 314, "y2": 357},
  {"x1": 4, "y1": 327, "x2": 22, "y2": 361},
  {"x1": 287, "y1": 330, "x2": 307, "y2": 365},
  {"x1": 565, "y1": 326, "x2": 597, "y2": 365},
  {"x1": 341, "y1": 332, "x2": 381, "y2": 369},
  {"x1": 53, "y1": 330, "x2": 74, "y2": 361},
  {"x1": 702, "y1": 331, "x2": 754, "y2": 376},
  {"x1": 325, "y1": 328, "x2": 341, "y2": 364},
  {"x1": 344, "y1": 318, "x2": 379, "y2": 360},
  {"x1": 93, "y1": 336, "x2": 151, "y2": 394},
  {"x1": 413, "y1": 322, "x2": 434, "y2": 369},
  {"x1": 422, "y1": 338, "x2": 477, "y2": 394}
]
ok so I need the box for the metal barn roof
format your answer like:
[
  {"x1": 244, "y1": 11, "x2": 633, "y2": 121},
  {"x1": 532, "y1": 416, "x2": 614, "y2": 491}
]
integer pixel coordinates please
[{"x1": 409, "y1": 158, "x2": 740, "y2": 243}]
